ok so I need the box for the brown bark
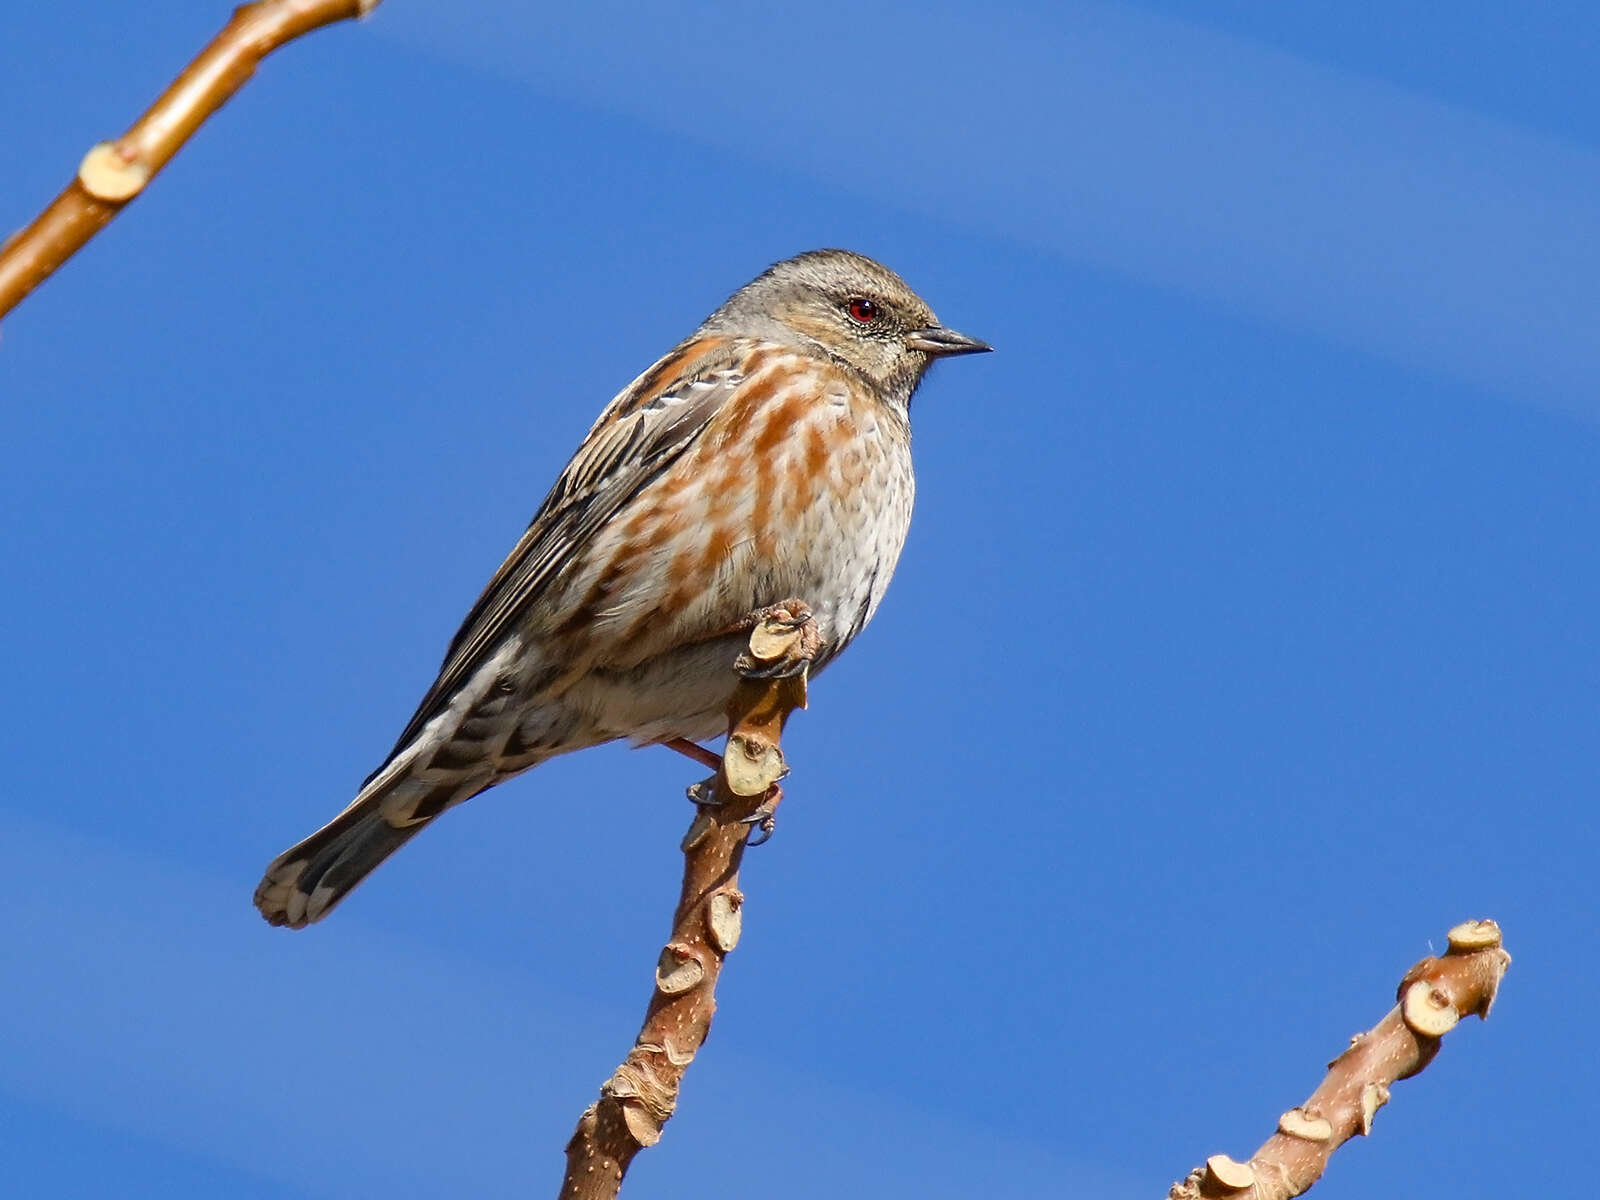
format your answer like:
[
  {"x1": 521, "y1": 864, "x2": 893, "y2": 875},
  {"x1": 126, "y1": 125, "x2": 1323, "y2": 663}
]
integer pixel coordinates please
[
  {"x1": 1169, "y1": 920, "x2": 1512, "y2": 1199},
  {"x1": 559, "y1": 608, "x2": 817, "y2": 1200},
  {"x1": 0, "y1": 0, "x2": 381, "y2": 321}
]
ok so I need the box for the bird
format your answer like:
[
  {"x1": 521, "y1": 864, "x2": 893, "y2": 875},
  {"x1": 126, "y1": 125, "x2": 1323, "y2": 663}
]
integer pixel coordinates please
[{"x1": 254, "y1": 248, "x2": 990, "y2": 928}]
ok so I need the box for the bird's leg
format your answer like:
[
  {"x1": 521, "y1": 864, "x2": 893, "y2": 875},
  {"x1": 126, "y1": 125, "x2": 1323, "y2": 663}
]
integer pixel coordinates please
[
  {"x1": 663, "y1": 737, "x2": 722, "y2": 771},
  {"x1": 680, "y1": 603, "x2": 817, "y2": 845},
  {"x1": 722, "y1": 601, "x2": 814, "y2": 840}
]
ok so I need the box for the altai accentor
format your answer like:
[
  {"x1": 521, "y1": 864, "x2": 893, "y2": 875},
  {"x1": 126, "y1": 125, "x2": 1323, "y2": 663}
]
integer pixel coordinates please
[{"x1": 255, "y1": 248, "x2": 990, "y2": 927}]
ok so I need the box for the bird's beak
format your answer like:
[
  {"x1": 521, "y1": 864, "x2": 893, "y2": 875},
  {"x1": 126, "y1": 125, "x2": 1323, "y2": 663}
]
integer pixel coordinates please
[{"x1": 906, "y1": 326, "x2": 994, "y2": 357}]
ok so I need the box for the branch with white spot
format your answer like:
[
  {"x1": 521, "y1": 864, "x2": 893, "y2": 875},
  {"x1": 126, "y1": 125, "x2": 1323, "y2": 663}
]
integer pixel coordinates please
[{"x1": 1169, "y1": 920, "x2": 1512, "y2": 1200}]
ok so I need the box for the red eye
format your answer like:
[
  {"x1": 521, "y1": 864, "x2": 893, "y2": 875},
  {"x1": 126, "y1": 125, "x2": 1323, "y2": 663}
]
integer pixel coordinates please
[{"x1": 847, "y1": 297, "x2": 880, "y2": 324}]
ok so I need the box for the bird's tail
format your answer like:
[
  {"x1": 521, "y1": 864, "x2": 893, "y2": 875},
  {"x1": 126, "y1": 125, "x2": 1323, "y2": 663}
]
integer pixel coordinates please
[
  {"x1": 254, "y1": 783, "x2": 443, "y2": 928},
  {"x1": 255, "y1": 650, "x2": 553, "y2": 927}
]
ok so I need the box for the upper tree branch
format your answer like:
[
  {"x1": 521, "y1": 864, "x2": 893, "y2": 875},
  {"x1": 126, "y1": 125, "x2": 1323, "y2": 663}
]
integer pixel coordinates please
[
  {"x1": 1170, "y1": 920, "x2": 1512, "y2": 1199},
  {"x1": 559, "y1": 605, "x2": 819, "y2": 1200},
  {"x1": 0, "y1": 0, "x2": 381, "y2": 321}
]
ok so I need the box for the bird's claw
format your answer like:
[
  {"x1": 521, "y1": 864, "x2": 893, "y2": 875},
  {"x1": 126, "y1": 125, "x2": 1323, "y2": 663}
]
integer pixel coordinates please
[
  {"x1": 736, "y1": 655, "x2": 812, "y2": 680},
  {"x1": 741, "y1": 803, "x2": 778, "y2": 846},
  {"x1": 686, "y1": 779, "x2": 779, "y2": 845}
]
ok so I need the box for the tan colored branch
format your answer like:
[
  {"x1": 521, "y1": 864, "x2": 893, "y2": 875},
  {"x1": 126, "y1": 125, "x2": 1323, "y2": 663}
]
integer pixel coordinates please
[
  {"x1": 1170, "y1": 920, "x2": 1512, "y2": 1200},
  {"x1": 0, "y1": 0, "x2": 381, "y2": 321},
  {"x1": 559, "y1": 607, "x2": 817, "y2": 1200}
]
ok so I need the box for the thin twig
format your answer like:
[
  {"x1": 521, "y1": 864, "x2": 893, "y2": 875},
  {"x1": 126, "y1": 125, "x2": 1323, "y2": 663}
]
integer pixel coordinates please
[
  {"x1": 0, "y1": 0, "x2": 381, "y2": 321},
  {"x1": 1169, "y1": 920, "x2": 1512, "y2": 1199},
  {"x1": 559, "y1": 607, "x2": 817, "y2": 1200}
]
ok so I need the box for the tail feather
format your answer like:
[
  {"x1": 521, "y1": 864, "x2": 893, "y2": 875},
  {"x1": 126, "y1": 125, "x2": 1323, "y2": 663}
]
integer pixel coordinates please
[
  {"x1": 255, "y1": 664, "x2": 556, "y2": 927},
  {"x1": 254, "y1": 796, "x2": 433, "y2": 928}
]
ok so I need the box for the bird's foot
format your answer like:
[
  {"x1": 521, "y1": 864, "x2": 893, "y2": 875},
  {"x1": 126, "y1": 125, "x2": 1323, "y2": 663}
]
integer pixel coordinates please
[
  {"x1": 734, "y1": 600, "x2": 823, "y2": 679},
  {"x1": 741, "y1": 796, "x2": 780, "y2": 846},
  {"x1": 684, "y1": 778, "x2": 782, "y2": 846},
  {"x1": 685, "y1": 778, "x2": 719, "y2": 809}
]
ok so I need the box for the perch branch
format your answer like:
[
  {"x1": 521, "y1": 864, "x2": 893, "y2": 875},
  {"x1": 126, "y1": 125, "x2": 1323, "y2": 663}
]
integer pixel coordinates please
[
  {"x1": 0, "y1": 0, "x2": 381, "y2": 321},
  {"x1": 559, "y1": 604, "x2": 818, "y2": 1200},
  {"x1": 1169, "y1": 919, "x2": 1512, "y2": 1200}
]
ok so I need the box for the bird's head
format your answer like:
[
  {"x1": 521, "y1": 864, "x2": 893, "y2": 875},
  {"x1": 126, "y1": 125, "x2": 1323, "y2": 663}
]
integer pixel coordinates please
[{"x1": 706, "y1": 248, "x2": 991, "y2": 404}]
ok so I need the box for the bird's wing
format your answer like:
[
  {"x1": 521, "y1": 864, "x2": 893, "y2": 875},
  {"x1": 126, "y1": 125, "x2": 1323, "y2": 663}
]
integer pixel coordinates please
[{"x1": 369, "y1": 334, "x2": 755, "y2": 772}]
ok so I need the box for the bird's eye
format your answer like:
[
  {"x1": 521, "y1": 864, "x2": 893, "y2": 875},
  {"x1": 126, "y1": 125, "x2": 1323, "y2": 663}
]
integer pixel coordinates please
[{"x1": 846, "y1": 297, "x2": 880, "y2": 324}]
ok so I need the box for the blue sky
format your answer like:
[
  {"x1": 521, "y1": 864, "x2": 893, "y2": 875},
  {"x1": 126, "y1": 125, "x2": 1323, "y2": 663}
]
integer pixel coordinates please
[{"x1": 4, "y1": 3, "x2": 1594, "y2": 1196}]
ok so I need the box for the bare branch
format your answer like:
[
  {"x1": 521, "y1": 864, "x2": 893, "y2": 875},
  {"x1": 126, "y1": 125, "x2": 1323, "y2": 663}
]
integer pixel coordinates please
[
  {"x1": 1170, "y1": 920, "x2": 1512, "y2": 1199},
  {"x1": 0, "y1": 0, "x2": 381, "y2": 321},
  {"x1": 559, "y1": 605, "x2": 817, "y2": 1200}
]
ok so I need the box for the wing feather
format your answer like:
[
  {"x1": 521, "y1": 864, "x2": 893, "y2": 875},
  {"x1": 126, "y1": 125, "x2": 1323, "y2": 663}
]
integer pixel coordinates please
[{"x1": 369, "y1": 335, "x2": 757, "y2": 771}]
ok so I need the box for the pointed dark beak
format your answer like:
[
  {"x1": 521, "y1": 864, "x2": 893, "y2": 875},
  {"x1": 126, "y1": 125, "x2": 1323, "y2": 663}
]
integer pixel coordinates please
[{"x1": 906, "y1": 326, "x2": 993, "y2": 357}]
